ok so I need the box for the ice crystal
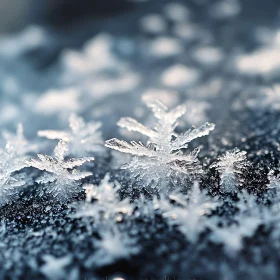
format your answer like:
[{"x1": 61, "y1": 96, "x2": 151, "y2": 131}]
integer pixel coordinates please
[
  {"x1": 210, "y1": 191, "x2": 262, "y2": 254},
  {"x1": 28, "y1": 140, "x2": 94, "y2": 201},
  {"x1": 0, "y1": 172, "x2": 26, "y2": 206},
  {"x1": 0, "y1": 124, "x2": 34, "y2": 205},
  {"x1": 156, "y1": 182, "x2": 218, "y2": 242},
  {"x1": 74, "y1": 174, "x2": 133, "y2": 225},
  {"x1": 85, "y1": 229, "x2": 140, "y2": 267},
  {"x1": 211, "y1": 148, "x2": 248, "y2": 193},
  {"x1": 38, "y1": 113, "x2": 104, "y2": 156},
  {"x1": 106, "y1": 99, "x2": 215, "y2": 192},
  {"x1": 74, "y1": 175, "x2": 137, "y2": 267},
  {"x1": 268, "y1": 169, "x2": 280, "y2": 191},
  {"x1": 3, "y1": 123, "x2": 37, "y2": 157},
  {"x1": 41, "y1": 255, "x2": 73, "y2": 280}
]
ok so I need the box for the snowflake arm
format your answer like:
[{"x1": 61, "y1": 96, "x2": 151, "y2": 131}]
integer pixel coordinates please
[
  {"x1": 146, "y1": 100, "x2": 186, "y2": 127},
  {"x1": 117, "y1": 117, "x2": 156, "y2": 138},
  {"x1": 62, "y1": 157, "x2": 94, "y2": 169},
  {"x1": 37, "y1": 130, "x2": 70, "y2": 141},
  {"x1": 171, "y1": 122, "x2": 215, "y2": 150},
  {"x1": 105, "y1": 139, "x2": 158, "y2": 157}
]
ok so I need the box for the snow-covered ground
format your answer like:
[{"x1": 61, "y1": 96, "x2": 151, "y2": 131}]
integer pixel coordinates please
[{"x1": 0, "y1": 0, "x2": 280, "y2": 279}]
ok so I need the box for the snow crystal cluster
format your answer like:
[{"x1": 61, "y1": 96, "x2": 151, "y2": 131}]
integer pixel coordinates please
[
  {"x1": 1, "y1": 0, "x2": 280, "y2": 279},
  {"x1": 106, "y1": 98, "x2": 215, "y2": 192}
]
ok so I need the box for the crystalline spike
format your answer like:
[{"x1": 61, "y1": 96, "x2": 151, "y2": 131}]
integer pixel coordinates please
[{"x1": 117, "y1": 117, "x2": 156, "y2": 139}]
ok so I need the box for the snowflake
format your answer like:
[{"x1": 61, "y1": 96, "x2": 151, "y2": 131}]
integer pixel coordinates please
[
  {"x1": 3, "y1": 123, "x2": 37, "y2": 157},
  {"x1": 105, "y1": 99, "x2": 215, "y2": 192},
  {"x1": 74, "y1": 174, "x2": 133, "y2": 225},
  {"x1": 85, "y1": 228, "x2": 140, "y2": 268},
  {"x1": 0, "y1": 172, "x2": 26, "y2": 206},
  {"x1": 268, "y1": 169, "x2": 280, "y2": 191},
  {"x1": 41, "y1": 255, "x2": 73, "y2": 280},
  {"x1": 134, "y1": 194, "x2": 157, "y2": 222},
  {"x1": 38, "y1": 113, "x2": 104, "y2": 156},
  {"x1": 210, "y1": 191, "x2": 262, "y2": 255},
  {"x1": 155, "y1": 182, "x2": 218, "y2": 242},
  {"x1": 211, "y1": 148, "x2": 249, "y2": 193},
  {"x1": 28, "y1": 140, "x2": 94, "y2": 201},
  {"x1": 0, "y1": 124, "x2": 34, "y2": 205}
]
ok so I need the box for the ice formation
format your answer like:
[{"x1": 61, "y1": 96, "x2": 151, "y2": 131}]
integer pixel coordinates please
[
  {"x1": 211, "y1": 148, "x2": 249, "y2": 193},
  {"x1": 38, "y1": 113, "x2": 104, "y2": 156},
  {"x1": 106, "y1": 99, "x2": 215, "y2": 192},
  {"x1": 0, "y1": 0, "x2": 279, "y2": 279},
  {"x1": 28, "y1": 140, "x2": 94, "y2": 201}
]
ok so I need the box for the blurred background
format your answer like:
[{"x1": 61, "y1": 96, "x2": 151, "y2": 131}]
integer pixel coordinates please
[
  {"x1": 0, "y1": 0, "x2": 132, "y2": 33},
  {"x1": 0, "y1": 0, "x2": 280, "y2": 140},
  {"x1": 1, "y1": 0, "x2": 280, "y2": 34}
]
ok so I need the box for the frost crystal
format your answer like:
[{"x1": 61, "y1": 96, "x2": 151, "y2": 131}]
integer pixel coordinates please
[
  {"x1": 0, "y1": 172, "x2": 26, "y2": 206},
  {"x1": 3, "y1": 123, "x2": 37, "y2": 157},
  {"x1": 28, "y1": 140, "x2": 94, "y2": 201},
  {"x1": 38, "y1": 113, "x2": 104, "y2": 156},
  {"x1": 74, "y1": 174, "x2": 133, "y2": 224},
  {"x1": 41, "y1": 255, "x2": 72, "y2": 280},
  {"x1": 106, "y1": 99, "x2": 215, "y2": 192},
  {"x1": 85, "y1": 229, "x2": 140, "y2": 267},
  {"x1": 156, "y1": 182, "x2": 218, "y2": 242},
  {"x1": 268, "y1": 170, "x2": 280, "y2": 191},
  {"x1": 0, "y1": 124, "x2": 34, "y2": 205},
  {"x1": 210, "y1": 191, "x2": 262, "y2": 254},
  {"x1": 211, "y1": 148, "x2": 248, "y2": 193}
]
